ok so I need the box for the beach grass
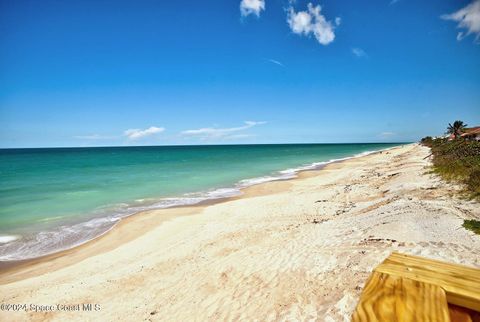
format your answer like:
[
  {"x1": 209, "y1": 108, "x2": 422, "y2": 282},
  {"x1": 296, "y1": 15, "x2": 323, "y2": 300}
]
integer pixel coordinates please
[
  {"x1": 463, "y1": 219, "x2": 480, "y2": 235},
  {"x1": 421, "y1": 137, "x2": 480, "y2": 235},
  {"x1": 421, "y1": 138, "x2": 480, "y2": 200}
]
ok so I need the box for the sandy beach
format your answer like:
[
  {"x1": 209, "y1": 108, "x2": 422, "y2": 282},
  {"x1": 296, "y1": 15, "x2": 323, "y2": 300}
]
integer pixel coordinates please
[{"x1": 1, "y1": 143, "x2": 479, "y2": 322}]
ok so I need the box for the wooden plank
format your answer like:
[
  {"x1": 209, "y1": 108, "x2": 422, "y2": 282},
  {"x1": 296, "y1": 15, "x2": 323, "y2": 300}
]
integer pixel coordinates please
[
  {"x1": 352, "y1": 271, "x2": 451, "y2": 322},
  {"x1": 375, "y1": 252, "x2": 480, "y2": 311},
  {"x1": 383, "y1": 253, "x2": 480, "y2": 283}
]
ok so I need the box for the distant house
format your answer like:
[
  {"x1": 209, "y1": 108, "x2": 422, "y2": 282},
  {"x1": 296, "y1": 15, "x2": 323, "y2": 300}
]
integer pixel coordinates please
[{"x1": 460, "y1": 127, "x2": 480, "y2": 141}]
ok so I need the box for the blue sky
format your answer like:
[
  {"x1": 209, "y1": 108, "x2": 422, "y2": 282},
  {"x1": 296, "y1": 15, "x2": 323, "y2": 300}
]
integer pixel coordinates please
[{"x1": 0, "y1": 0, "x2": 479, "y2": 148}]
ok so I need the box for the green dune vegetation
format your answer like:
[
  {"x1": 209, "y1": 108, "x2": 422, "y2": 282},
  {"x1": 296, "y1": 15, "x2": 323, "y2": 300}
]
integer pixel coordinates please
[
  {"x1": 463, "y1": 220, "x2": 480, "y2": 235},
  {"x1": 421, "y1": 121, "x2": 480, "y2": 235}
]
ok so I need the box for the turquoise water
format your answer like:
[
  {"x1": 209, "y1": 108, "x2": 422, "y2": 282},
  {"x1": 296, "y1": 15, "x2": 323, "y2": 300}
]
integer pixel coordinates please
[{"x1": 0, "y1": 143, "x2": 403, "y2": 260}]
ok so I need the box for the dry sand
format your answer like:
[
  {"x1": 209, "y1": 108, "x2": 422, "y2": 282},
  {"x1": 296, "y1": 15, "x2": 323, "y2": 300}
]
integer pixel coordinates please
[{"x1": 1, "y1": 143, "x2": 479, "y2": 322}]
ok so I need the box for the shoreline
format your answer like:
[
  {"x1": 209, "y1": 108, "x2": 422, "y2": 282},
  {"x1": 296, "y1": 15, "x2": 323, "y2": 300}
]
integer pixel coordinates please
[
  {"x1": 0, "y1": 144, "x2": 401, "y2": 271},
  {"x1": 1, "y1": 143, "x2": 479, "y2": 321}
]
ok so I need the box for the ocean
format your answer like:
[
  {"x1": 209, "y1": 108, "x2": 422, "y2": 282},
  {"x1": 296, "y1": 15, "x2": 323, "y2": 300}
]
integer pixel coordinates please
[{"x1": 0, "y1": 143, "x2": 403, "y2": 260}]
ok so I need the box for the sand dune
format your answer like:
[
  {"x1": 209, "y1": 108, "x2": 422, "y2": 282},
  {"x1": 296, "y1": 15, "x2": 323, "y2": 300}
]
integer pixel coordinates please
[{"x1": 1, "y1": 144, "x2": 479, "y2": 322}]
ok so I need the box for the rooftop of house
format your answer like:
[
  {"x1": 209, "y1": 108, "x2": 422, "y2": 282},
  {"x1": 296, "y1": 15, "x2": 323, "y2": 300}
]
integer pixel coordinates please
[{"x1": 461, "y1": 127, "x2": 480, "y2": 137}]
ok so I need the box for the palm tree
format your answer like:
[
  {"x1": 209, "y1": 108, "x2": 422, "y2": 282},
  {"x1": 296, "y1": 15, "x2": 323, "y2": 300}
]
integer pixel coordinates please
[{"x1": 446, "y1": 120, "x2": 467, "y2": 139}]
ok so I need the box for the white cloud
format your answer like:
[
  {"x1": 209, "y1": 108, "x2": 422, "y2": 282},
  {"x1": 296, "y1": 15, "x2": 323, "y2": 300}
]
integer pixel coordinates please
[
  {"x1": 390, "y1": 0, "x2": 401, "y2": 5},
  {"x1": 181, "y1": 121, "x2": 266, "y2": 140},
  {"x1": 267, "y1": 59, "x2": 285, "y2": 67},
  {"x1": 225, "y1": 134, "x2": 256, "y2": 140},
  {"x1": 380, "y1": 132, "x2": 395, "y2": 138},
  {"x1": 240, "y1": 0, "x2": 265, "y2": 17},
  {"x1": 124, "y1": 126, "x2": 165, "y2": 140},
  {"x1": 74, "y1": 134, "x2": 117, "y2": 140},
  {"x1": 352, "y1": 47, "x2": 367, "y2": 58},
  {"x1": 287, "y1": 3, "x2": 339, "y2": 45},
  {"x1": 441, "y1": 0, "x2": 480, "y2": 42}
]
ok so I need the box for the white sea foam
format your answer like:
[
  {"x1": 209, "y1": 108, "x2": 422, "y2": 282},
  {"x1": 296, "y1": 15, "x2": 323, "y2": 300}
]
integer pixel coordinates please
[
  {"x1": 0, "y1": 217, "x2": 119, "y2": 261},
  {"x1": 0, "y1": 235, "x2": 20, "y2": 244},
  {"x1": 37, "y1": 215, "x2": 65, "y2": 223}
]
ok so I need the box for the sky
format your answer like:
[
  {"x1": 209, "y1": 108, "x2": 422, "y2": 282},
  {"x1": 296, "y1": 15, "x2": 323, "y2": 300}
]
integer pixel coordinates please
[{"x1": 0, "y1": 0, "x2": 479, "y2": 148}]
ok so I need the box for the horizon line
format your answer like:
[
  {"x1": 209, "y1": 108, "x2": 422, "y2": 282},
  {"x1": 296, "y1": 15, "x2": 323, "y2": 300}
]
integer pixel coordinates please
[{"x1": 0, "y1": 141, "x2": 414, "y2": 150}]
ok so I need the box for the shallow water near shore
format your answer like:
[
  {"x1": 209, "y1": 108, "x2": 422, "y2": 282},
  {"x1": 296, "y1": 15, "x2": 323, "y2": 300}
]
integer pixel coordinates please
[{"x1": 0, "y1": 143, "x2": 402, "y2": 260}]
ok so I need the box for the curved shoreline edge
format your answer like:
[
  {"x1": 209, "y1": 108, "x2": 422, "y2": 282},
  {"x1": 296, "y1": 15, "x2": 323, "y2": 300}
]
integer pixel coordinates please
[
  {"x1": 0, "y1": 144, "x2": 410, "y2": 284},
  {"x1": 0, "y1": 144, "x2": 403, "y2": 262}
]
